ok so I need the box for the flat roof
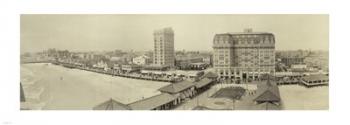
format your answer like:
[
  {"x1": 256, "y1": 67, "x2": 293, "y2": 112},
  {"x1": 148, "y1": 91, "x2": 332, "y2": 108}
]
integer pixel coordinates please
[
  {"x1": 216, "y1": 32, "x2": 273, "y2": 36},
  {"x1": 302, "y1": 74, "x2": 329, "y2": 81}
]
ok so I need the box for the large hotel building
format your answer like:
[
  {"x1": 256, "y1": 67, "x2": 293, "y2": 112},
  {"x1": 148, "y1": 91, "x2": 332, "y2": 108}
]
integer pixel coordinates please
[
  {"x1": 153, "y1": 27, "x2": 175, "y2": 67},
  {"x1": 213, "y1": 29, "x2": 275, "y2": 80}
]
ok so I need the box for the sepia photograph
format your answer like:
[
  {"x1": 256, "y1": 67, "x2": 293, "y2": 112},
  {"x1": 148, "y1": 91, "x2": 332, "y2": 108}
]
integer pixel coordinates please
[{"x1": 20, "y1": 14, "x2": 329, "y2": 110}]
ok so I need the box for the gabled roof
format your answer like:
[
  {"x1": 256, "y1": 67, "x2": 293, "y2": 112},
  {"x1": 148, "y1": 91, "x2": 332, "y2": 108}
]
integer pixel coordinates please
[
  {"x1": 93, "y1": 98, "x2": 131, "y2": 110},
  {"x1": 128, "y1": 93, "x2": 178, "y2": 110},
  {"x1": 254, "y1": 90, "x2": 280, "y2": 102},
  {"x1": 254, "y1": 79, "x2": 281, "y2": 102},
  {"x1": 159, "y1": 80, "x2": 195, "y2": 94},
  {"x1": 194, "y1": 78, "x2": 214, "y2": 88},
  {"x1": 256, "y1": 102, "x2": 281, "y2": 110}
]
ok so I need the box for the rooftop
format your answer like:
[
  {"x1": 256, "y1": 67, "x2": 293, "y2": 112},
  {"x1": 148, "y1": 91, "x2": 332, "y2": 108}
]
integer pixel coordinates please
[
  {"x1": 254, "y1": 79, "x2": 281, "y2": 103},
  {"x1": 159, "y1": 80, "x2": 195, "y2": 94},
  {"x1": 216, "y1": 32, "x2": 273, "y2": 36},
  {"x1": 203, "y1": 72, "x2": 218, "y2": 79},
  {"x1": 302, "y1": 74, "x2": 329, "y2": 81},
  {"x1": 255, "y1": 102, "x2": 281, "y2": 110},
  {"x1": 154, "y1": 27, "x2": 174, "y2": 35},
  {"x1": 142, "y1": 65, "x2": 170, "y2": 70},
  {"x1": 194, "y1": 78, "x2": 214, "y2": 88},
  {"x1": 93, "y1": 98, "x2": 131, "y2": 110},
  {"x1": 128, "y1": 93, "x2": 178, "y2": 110}
]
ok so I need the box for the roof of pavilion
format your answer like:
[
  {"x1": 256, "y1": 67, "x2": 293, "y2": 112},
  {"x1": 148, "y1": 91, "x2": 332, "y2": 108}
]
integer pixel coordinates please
[
  {"x1": 93, "y1": 98, "x2": 131, "y2": 110},
  {"x1": 302, "y1": 74, "x2": 329, "y2": 82},
  {"x1": 194, "y1": 78, "x2": 214, "y2": 89},
  {"x1": 203, "y1": 72, "x2": 218, "y2": 79},
  {"x1": 254, "y1": 79, "x2": 281, "y2": 103},
  {"x1": 128, "y1": 93, "x2": 178, "y2": 110},
  {"x1": 159, "y1": 80, "x2": 195, "y2": 94}
]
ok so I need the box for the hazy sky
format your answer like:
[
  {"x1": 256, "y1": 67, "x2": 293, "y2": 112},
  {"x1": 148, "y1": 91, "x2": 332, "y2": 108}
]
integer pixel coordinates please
[{"x1": 21, "y1": 14, "x2": 328, "y2": 53}]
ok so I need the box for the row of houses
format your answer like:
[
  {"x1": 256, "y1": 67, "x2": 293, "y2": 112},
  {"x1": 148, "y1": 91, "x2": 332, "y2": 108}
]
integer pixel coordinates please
[{"x1": 93, "y1": 72, "x2": 218, "y2": 110}]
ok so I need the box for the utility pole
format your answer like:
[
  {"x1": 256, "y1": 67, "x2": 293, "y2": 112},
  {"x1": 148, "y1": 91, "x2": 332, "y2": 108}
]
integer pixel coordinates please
[{"x1": 232, "y1": 98, "x2": 235, "y2": 110}]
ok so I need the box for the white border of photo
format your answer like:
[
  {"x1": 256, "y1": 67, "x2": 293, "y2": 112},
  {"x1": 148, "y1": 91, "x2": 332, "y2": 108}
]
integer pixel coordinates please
[{"x1": 0, "y1": 0, "x2": 348, "y2": 125}]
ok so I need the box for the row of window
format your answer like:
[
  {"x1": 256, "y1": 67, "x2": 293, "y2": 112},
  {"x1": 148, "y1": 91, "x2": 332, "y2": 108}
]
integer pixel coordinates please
[
  {"x1": 215, "y1": 69, "x2": 274, "y2": 75},
  {"x1": 214, "y1": 39, "x2": 274, "y2": 45},
  {"x1": 214, "y1": 49, "x2": 274, "y2": 53}
]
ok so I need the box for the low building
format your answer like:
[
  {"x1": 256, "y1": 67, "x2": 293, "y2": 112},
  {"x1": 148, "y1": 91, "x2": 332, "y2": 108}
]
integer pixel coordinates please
[
  {"x1": 280, "y1": 57, "x2": 305, "y2": 67},
  {"x1": 189, "y1": 62, "x2": 209, "y2": 70},
  {"x1": 128, "y1": 93, "x2": 178, "y2": 110},
  {"x1": 133, "y1": 55, "x2": 151, "y2": 65},
  {"x1": 202, "y1": 55, "x2": 213, "y2": 66},
  {"x1": 121, "y1": 64, "x2": 142, "y2": 73},
  {"x1": 301, "y1": 74, "x2": 329, "y2": 87},
  {"x1": 185, "y1": 71, "x2": 205, "y2": 82},
  {"x1": 93, "y1": 94, "x2": 179, "y2": 110},
  {"x1": 193, "y1": 78, "x2": 215, "y2": 93},
  {"x1": 159, "y1": 80, "x2": 196, "y2": 103},
  {"x1": 203, "y1": 71, "x2": 219, "y2": 81},
  {"x1": 175, "y1": 56, "x2": 204, "y2": 70},
  {"x1": 142, "y1": 65, "x2": 170, "y2": 71},
  {"x1": 93, "y1": 60, "x2": 109, "y2": 70},
  {"x1": 253, "y1": 79, "x2": 281, "y2": 105},
  {"x1": 113, "y1": 64, "x2": 121, "y2": 70},
  {"x1": 275, "y1": 72, "x2": 303, "y2": 79},
  {"x1": 291, "y1": 64, "x2": 307, "y2": 69},
  {"x1": 93, "y1": 98, "x2": 131, "y2": 110}
]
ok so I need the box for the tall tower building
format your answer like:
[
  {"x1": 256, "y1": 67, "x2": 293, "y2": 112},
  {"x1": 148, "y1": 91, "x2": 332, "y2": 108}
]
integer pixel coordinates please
[
  {"x1": 213, "y1": 29, "x2": 275, "y2": 81},
  {"x1": 153, "y1": 27, "x2": 175, "y2": 67}
]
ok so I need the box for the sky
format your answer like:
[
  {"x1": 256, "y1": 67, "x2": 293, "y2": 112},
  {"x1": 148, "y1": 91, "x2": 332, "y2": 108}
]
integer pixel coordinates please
[{"x1": 20, "y1": 14, "x2": 329, "y2": 53}]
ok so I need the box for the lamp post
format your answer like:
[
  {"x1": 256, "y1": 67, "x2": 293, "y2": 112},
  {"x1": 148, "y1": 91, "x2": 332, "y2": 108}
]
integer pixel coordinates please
[{"x1": 232, "y1": 97, "x2": 236, "y2": 110}]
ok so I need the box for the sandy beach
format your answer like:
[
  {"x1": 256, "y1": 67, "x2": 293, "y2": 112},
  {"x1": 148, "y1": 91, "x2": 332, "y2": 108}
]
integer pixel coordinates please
[
  {"x1": 20, "y1": 63, "x2": 170, "y2": 110},
  {"x1": 279, "y1": 85, "x2": 329, "y2": 110}
]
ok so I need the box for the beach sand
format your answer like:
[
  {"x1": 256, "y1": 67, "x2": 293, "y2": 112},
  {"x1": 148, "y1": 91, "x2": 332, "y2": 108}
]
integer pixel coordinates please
[
  {"x1": 20, "y1": 63, "x2": 170, "y2": 110},
  {"x1": 279, "y1": 85, "x2": 329, "y2": 110}
]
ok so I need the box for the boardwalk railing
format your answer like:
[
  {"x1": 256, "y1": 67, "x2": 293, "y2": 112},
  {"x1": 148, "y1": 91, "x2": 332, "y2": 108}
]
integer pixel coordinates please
[{"x1": 52, "y1": 62, "x2": 180, "y2": 83}]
